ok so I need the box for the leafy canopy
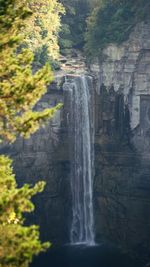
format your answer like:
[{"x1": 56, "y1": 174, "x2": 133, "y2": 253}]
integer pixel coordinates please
[
  {"x1": 59, "y1": 0, "x2": 90, "y2": 54},
  {"x1": 25, "y1": 0, "x2": 65, "y2": 59}
]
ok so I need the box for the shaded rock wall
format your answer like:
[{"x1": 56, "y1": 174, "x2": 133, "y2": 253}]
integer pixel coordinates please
[
  {"x1": 0, "y1": 82, "x2": 72, "y2": 244},
  {"x1": 93, "y1": 20, "x2": 150, "y2": 257},
  {"x1": 90, "y1": 21, "x2": 150, "y2": 130}
]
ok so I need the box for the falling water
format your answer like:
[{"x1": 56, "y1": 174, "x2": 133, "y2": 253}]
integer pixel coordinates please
[{"x1": 66, "y1": 75, "x2": 95, "y2": 245}]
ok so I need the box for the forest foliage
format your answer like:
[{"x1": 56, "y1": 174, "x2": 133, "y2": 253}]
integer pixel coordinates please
[
  {"x1": 25, "y1": 0, "x2": 64, "y2": 59},
  {"x1": 85, "y1": 0, "x2": 150, "y2": 59},
  {"x1": 58, "y1": 0, "x2": 150, "y2": 60},
  {"x1": 0, "y1": 0, "x2": 63, "y2": 266},
  {"x1": 59, "y1": 0, "x2": 90, "y2": 54},
  {"x1": 0, "y1": 0, "x2": 63, "y2": 142},
  {"x1": 25, "y1": 0, "x2": 64, "y2": 69}
]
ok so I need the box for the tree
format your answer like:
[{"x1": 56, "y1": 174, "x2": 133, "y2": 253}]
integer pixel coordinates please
[
  {"x1": 85, "y1": 0, "x2": 150, "y2": 60},
  {"x1": 0, "y1": 0, "x2": 62, "y2": 143},
  {"x1": 0, "y1": 156, "x2": 49, "y2": 267},
  {"x1": 0, "y1": 0, "x2": 63, "y2": 266},
  {"x1": 25, "y1": 0, "x2": 64, "y2": 59},
  {"x1": 59, "y1": 0, "x2": 90, "y2": 53}
]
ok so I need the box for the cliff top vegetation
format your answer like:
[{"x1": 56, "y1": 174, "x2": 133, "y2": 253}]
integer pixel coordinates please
[
  {"x1": 85, "y1": 0, "x2": 150, "y2": 60},
  {"x1": 53, "y1": 0, "x2": 150, "y2": 61}
]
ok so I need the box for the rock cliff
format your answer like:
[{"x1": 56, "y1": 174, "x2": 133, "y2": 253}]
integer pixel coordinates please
[
  {"x1": 92, "y1": 20, "x2": 150, "y2": 260},
  {"x1": 0, "y1": 81, "x2": 72, "y2": 244},
  {"x1": 90, "y1": 21, "x2": 150, "y2": 131},
  {"x1": 1, "y1": 19, "x2": 150, "y2": 264}
]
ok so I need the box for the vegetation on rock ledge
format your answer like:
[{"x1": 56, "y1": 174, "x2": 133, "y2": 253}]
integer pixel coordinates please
[{"x1": 85, "y1": 0, "x2": 150, "y2": 59}]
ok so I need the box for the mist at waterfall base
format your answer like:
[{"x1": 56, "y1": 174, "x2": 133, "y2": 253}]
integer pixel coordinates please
[{"x1": 31, "y1": 76, "x2": 138, "y2": 267}]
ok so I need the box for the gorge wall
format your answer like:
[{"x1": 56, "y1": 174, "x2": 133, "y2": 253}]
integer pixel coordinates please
[
  {"x1": 0, "y1": 82, "x2": 72, "y2": 244},
  {"x1": 1, "y1": 20, "x2": 150, "y2": 259},
  {"x1": 92, "y1": 20, "x2": 150, "y2": 257}
]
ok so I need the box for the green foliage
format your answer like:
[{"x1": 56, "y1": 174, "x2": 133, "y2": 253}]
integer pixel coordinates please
[
  {"x1": 0, "y1": 0, "x2": 62, "y2": 143},
  {"x1": 85, "y1": 0, "x2": 150, "y2": 60},
  {"x1": 59, "y1": 0, "x2": 90, "y2": 52},
  {"x1": 25, "y1": 0, "x2": 65, "y2": 59},
  {"x1": 0, "y1": 1, "x2": 63, "y2": 266},
  {"x1": 33, "y1": 45, "x2": 61, "y2": 71},
  {"x1": 0, "y1": 156, "x2": 50, "y2": 267}
]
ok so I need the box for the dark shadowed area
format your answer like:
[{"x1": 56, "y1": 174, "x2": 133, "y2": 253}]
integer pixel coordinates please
[{"x1": 30, "y1": 244, "x2": 139, "y2": 267}]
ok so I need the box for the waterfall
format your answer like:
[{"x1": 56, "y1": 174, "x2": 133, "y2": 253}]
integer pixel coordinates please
[{"x1": 65, "y1": 75, "x2": 95, "y2": 245}]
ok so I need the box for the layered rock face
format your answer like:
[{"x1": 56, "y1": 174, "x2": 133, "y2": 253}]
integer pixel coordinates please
[
  {"x1": 0, "y1": 82, "x2": 72, "y2": 244},
  {"x1": 92, "y1": 21, "x2": 150, "y2": 254},
  {"x1": 91, "y1": 21, "x2": 150, "y2": 131}
]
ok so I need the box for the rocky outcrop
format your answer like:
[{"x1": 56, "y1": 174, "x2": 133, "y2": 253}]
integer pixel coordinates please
[{"x1": 92, "y1": 20, "x2": 150, "y2": 260}]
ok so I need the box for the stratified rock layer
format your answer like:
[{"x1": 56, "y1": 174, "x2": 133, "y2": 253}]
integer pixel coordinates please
[
  {"x1": 0, "y1": 82, "x2": 72, "y2": 244},
  {"x1": 92, "y1": 21, "x2": 150, "y2": 258},
  {"x1": 90, "y1": 21, "x2": 150, "y2": 130}
]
